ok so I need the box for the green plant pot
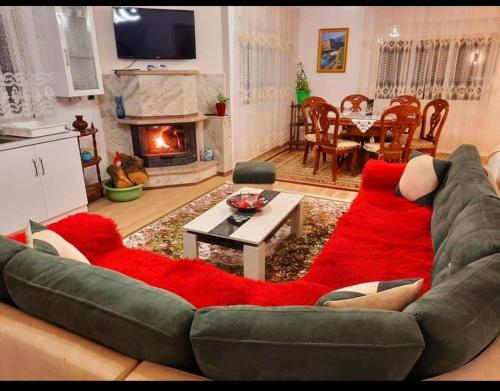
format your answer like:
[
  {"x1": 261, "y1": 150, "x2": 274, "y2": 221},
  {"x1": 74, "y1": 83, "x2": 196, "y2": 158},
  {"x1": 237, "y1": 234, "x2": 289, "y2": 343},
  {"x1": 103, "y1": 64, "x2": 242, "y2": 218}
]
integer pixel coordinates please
[
  {"x1": 104, "y1": 180, "x2": 143, "y2": 202},
  {"x1": 296, "y1": 90, "x2": 311, "y2": 105}
]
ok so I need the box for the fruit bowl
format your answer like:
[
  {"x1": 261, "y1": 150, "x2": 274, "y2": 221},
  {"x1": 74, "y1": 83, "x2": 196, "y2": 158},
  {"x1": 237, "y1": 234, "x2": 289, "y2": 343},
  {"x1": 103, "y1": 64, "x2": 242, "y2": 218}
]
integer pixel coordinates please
[{"x1": 226, "y1": 193, "x2": 269, "y2": 212}]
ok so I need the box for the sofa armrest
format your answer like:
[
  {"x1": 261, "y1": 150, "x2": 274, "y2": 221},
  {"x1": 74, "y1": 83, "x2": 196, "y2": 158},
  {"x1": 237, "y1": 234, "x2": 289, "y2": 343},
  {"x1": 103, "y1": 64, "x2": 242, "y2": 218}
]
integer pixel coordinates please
[{"x1": 190, "y1": 305, "x2": 425, "y2": 380}]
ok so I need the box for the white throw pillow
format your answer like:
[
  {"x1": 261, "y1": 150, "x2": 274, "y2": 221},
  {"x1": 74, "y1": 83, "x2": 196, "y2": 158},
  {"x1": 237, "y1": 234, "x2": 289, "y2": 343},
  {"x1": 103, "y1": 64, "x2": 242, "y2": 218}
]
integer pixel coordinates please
[{"x1": 26, "y1": 220, "x2": 90, "y2": 264}]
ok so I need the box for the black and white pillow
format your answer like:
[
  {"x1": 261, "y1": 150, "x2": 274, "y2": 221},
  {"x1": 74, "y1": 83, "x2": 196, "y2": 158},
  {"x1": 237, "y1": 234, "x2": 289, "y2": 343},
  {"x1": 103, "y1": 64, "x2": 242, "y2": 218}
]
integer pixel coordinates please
[
  {"x1": 26, "y1": 220, "x2": 90, "y2": 264},
  {"x1": 317, "y1": 278, "x2": 423, "y2": 311},
  {"x1": 395, "y1": 150, "x2": 451, "y2": 206}
]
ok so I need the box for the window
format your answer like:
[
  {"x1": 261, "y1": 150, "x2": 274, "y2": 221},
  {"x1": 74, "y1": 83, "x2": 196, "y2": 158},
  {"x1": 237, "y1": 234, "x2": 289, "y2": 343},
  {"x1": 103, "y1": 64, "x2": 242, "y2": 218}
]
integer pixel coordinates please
[{"x1": 374, "y1": 34, "x2": 496, "y2": 101}]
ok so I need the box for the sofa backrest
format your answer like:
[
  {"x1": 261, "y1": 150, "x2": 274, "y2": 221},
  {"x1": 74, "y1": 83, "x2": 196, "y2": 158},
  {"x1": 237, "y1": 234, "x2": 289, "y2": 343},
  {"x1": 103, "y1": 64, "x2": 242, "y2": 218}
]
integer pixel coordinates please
[
  {"x1": 431, "y1": 144, "x2": 497, "y2": 284},
  {"x1": 0, "y1": 236, "x2": 197, "y2": 372},
  {"x1": 405, "y1": 144, "x2": 500, "y2": 379}
]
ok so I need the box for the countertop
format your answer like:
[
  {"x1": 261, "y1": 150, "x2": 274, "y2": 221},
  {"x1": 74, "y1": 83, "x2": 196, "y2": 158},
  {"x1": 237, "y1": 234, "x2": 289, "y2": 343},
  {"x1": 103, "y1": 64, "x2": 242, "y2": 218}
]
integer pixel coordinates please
[{"x1": 0, "y1": 131, "x2": 79, "y2": 152}]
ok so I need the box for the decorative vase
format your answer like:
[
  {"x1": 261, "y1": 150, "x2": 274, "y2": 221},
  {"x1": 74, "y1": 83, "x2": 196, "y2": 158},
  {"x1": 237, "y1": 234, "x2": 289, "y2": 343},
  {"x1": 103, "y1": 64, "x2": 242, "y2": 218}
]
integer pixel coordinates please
[
  {"x1": 296, "y1": 90, "x2": 311, "y2": 105},
  {"x1": 203, "y1": 148, "x2": 214, "y2": 161},
  {"x1": 115, "y1": 96, "x2": 126, "y2": 119},
  {"x1": 72, "y1": 115, "x2": 88, "y2": 131},
  {"x1": 215, "y1": 102, "x2": 226, "y2": 116},
  {"x1": 81, "y1": 151, "x2": 93, "y2": 162}
]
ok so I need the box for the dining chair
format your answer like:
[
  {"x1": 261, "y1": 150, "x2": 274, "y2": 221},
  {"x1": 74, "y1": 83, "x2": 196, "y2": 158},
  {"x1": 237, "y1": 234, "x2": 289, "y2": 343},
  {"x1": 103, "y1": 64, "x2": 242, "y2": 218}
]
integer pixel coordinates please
[
  {"x1": 310, "y1": 102, "x2": 360, "y2": 181},
  {"x1": 410, "y1": 99, "x2": 449, "y2": 157},
  {"x1": 362, "y1": 104, "x2": 421, "y2": 163},
  {"x1": 300, "y1": 96, "x2": 326, "y2": 165},
  {"x1": 390, "y1": 95, "x2": 421, "y2": 111},
  {"x1": 340, "y1": 94, "x2": 369, "y2": 113}
]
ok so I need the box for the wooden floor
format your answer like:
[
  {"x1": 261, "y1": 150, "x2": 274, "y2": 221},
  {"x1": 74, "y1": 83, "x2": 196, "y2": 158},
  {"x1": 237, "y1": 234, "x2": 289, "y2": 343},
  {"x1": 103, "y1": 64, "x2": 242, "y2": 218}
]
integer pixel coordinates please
[{"x1": 89, "y1": 174, "x2": 357, "y2": 237}]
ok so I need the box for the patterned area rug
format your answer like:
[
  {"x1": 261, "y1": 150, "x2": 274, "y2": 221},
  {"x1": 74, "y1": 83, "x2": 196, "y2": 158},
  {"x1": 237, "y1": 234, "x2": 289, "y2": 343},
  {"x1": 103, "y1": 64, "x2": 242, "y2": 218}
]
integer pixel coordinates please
[
  {"x1": 123, "y1": 184, "x2": 351, "y2": 282},
  {"x1": 266, "y1": 149, "x2": 362, "y2": 191}
]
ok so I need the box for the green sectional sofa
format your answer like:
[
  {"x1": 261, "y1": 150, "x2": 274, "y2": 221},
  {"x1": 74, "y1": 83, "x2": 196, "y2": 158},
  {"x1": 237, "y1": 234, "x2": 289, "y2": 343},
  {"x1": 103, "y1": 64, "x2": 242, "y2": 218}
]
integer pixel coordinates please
[{"x1": 0, "y1": 144, "x2": 499, "y2": 380}]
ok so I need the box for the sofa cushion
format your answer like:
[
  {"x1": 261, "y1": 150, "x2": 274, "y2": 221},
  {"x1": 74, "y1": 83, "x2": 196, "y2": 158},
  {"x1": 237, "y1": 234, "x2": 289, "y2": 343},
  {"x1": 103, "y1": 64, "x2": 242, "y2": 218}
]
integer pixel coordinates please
[
  {"x1": 26, "y1": 220, "x2": 90, "y2": 264},
  {"x1": 0, "y1": 236, "x2": 27, "y2": 301},
  {"x1": 190, "y1": 306, "x2": 425, "y2": 380},
  {"x1": 315, "y1": 278, "x2": 423, "y2": 311},
  {"x1": 404, "y1": 253, "x2": 500, "y2": 379},
  {"x1": 232, "y1": 162, "x2": 276, "y2": 184},
  {"x1": 431, "y1": 145, "x2": 496, "y2": 261},
  {"x1": 395, "y1": 151, "x2": 451, "y2": 206},
  {"x1": 432, "y1": 194, "x2": 500, "y2": 285},
  {"x1": 2, "y1": 247, "x2": 197, "y2": 371}
]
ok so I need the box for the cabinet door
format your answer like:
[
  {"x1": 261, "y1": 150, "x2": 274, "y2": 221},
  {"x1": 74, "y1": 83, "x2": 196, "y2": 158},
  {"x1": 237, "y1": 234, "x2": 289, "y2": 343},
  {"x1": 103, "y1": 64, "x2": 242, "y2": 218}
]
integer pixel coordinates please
[
  {"x1": 58, "y1": 6, "x2": 103, "y2": 95},
  {"x1": 0, "y1": 146, "x2": 47, "y2": 235},
  {"x1": 35, "y1": 137, "x2": 87, "y2": 218}
]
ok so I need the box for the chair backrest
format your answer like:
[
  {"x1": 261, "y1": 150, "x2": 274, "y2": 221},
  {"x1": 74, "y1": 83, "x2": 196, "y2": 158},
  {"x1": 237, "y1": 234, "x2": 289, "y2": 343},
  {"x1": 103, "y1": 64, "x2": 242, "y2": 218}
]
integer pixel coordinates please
[
  {"x1": 340, "y1": 94, "x2": 369, "y2": 113},
  {"x1": 310, "y1": 102, "x2": 341, "y2": 149},
  {"x1": 300, "y1": 96, "x2": 326, "y2": 135},
  {"x1": 420, "y1": 99, "x2": 449, "y2": 146},
  {"x1": 390, "y1": 95, "x2": 421, "y2": 111},
  {"x1": 379, "y1": 104, "x2": 421, "y2": 162}
]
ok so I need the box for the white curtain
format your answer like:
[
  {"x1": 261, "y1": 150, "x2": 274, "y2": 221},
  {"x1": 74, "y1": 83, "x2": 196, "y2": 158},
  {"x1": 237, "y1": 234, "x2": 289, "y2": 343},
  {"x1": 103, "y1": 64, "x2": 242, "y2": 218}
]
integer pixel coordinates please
[
  {"x1": 0, "y1": 6, "x2": 55, "y2": 122},
  {"x1": 232, "y1": 6, "x2": 299, "y2": 162},
  {"x1": 359, "y1": 6, "x2": 500, "y2": 155}
]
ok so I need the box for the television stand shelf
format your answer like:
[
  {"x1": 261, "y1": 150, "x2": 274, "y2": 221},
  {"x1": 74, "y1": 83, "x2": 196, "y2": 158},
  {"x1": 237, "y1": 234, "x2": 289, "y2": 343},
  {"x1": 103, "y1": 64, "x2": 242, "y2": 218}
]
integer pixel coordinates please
[{"x1": 115, "y1": 70, "x2": 199, "y2": 76}]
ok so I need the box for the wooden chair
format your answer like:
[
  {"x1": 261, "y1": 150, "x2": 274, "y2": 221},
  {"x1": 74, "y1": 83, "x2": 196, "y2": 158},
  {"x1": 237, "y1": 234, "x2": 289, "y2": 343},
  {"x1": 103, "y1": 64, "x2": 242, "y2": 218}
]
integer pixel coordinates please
[
  {"x1": 410, "y1": 99, "x2": 449, "y2": 157},
  {"x1": 300, "y1": 96, "x2": 326, "y2": 165},
  {"x1": 340, "y1": 94, "x2": 369, "y2": 113},
  {"x1": 310, "y1": 102, "x2": 360, "y2": 181},
  {"x1": 390, "y1": 95, "x2": 421, "y2": 110},
  {"x1": 362, "y1": 104, "x2": 421, "y2": 163}
]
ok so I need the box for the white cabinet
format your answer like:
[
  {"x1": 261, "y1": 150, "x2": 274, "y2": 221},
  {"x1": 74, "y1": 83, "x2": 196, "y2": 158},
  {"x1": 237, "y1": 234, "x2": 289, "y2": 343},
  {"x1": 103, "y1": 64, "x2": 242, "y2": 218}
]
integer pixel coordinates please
[
  {"x1": 0, "y1": 136, "x2": 88, "y2": 235},
  {"x1": 33, "y1": 6, "x2": 103, "y2": 97}
]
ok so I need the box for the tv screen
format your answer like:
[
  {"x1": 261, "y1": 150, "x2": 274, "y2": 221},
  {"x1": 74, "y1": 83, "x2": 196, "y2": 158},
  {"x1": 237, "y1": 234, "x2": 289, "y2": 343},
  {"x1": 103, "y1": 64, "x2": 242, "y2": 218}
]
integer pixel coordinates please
[{"x1": 112, "y1": 7, "x2": 196, "y2": 59}]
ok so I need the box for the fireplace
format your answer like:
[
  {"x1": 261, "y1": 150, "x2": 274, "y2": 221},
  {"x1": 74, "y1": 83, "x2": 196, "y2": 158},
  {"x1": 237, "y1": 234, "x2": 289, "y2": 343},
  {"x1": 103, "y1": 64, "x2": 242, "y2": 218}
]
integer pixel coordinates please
[{"x1": 131, "y1": 123, "x2": 197, "y2": 167}]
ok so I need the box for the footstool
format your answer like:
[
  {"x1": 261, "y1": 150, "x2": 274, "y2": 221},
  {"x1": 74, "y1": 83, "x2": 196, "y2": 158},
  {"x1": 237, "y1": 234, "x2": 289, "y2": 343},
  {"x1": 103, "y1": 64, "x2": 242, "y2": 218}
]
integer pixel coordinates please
[{"x1": 232, "y1": 162, "x2": 276, "y2": 190}]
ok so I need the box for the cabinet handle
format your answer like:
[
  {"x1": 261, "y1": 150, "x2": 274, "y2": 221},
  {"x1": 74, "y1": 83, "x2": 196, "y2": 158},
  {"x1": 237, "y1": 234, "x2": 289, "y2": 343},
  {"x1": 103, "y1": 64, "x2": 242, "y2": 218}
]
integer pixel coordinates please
[
  {"x1": 39, "y1": 158, "x2": 45, "y2": 175},
  {"x1": 64, "y1": 48, "x2": 69, "y2": 66},
  {"x1": 32, "y1": 159, "x2": 38, "y2": 177}
]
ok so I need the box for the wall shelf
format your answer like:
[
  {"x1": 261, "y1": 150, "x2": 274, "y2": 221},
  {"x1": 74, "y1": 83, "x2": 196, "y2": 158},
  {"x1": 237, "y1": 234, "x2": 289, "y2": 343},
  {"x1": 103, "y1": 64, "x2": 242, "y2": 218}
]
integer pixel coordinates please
[{"x1": 115, "y1": 70, "x2": 200, "y2": 76}]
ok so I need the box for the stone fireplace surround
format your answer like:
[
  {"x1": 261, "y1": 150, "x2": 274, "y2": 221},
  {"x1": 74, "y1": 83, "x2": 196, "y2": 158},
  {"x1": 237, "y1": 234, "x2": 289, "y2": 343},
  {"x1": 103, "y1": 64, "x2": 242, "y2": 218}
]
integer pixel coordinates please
[{"x1": 98, "y1": 70, "x2": 233, "y2": 188}]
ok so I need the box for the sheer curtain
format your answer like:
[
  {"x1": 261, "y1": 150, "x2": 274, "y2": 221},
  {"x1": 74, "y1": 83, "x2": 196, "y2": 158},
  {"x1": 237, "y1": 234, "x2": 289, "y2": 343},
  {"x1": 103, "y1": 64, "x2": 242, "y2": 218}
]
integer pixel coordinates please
[
  {"x1": 359, "y1": 6, "x2": 500, "y2": 155},
  {"x1": 232, "y1": 6, "x2": 299, "y2": 162},
  {"x1": 0, "y1": 6, "x2": 55, "y2": 122}
]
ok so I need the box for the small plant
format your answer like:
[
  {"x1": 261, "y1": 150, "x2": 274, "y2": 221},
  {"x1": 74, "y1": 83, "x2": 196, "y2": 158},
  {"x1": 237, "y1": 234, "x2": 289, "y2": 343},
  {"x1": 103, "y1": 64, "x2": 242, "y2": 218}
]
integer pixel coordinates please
[
  {"x1": 216, "y1": 93, "x2": 230, "y2": 103},
  {"x1": 295, "y1": 62, "x2": 310, "y2": 92}
]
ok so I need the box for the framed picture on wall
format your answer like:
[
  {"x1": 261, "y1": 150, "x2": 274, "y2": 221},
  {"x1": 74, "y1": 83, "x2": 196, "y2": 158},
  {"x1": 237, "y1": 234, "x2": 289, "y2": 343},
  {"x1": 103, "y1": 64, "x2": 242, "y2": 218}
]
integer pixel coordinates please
[{"x1": 317, "y1": 28, "x2": 349, "y2": 73}]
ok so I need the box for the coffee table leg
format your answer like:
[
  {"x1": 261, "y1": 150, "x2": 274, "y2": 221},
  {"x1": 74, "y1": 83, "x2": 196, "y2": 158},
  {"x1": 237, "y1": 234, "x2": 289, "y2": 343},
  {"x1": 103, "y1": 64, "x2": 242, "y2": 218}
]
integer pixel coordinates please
[
  {"x1": 290, "y1": 200, "x2": 304, "y2": 238},
  {"x1": 243, "y1": 243, "x2": 265, "y2": 281},
  {"x1": 182, "y1": 231, "x2": 199, "y2": 258}
]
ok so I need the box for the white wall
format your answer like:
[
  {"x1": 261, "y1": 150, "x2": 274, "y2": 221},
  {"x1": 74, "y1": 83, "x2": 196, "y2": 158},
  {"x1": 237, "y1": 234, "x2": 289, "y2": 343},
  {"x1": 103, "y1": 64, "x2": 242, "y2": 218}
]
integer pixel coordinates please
[
  {"x1": 297, "y1": 6, "x2": 365, "y2": 106},
  {"x1": 48, "y1": 6, "x2": 224, "y2": 185},
  {"x1": 92, "y1": 6, "x2": 224, "y2": 74}
]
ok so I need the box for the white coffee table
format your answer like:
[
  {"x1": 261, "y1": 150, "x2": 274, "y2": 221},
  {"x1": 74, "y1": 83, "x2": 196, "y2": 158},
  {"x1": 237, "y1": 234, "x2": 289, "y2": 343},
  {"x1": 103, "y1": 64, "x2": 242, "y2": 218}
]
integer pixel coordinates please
[{"x1": 182, "y1": 187, "x2": 304, "y2": 280}]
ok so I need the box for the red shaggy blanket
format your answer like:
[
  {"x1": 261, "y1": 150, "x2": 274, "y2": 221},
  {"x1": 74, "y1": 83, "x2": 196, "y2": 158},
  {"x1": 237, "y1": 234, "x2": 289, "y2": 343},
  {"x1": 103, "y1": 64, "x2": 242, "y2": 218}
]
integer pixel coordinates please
[{"x1": 10, "y1": 160, "x2": 434, "y2": 308}]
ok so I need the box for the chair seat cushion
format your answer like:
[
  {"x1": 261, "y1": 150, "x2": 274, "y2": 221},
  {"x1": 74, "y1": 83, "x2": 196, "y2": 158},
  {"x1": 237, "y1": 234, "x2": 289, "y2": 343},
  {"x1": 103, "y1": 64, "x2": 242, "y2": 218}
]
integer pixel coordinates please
[
  {"x1": 411, "y1": 138, "x2": 435, "y2": 149},
  {"x1": 233, "y1": 162, "x2": 276, "y2": 184},
  {"x1": 337, "y1": 139, "x2": 360, "y2": 151},
  {"x1": 363, "y1": 142, "x2": 381, "y2": 153},
  {"x1": 304, "y1": 133, "x2": 317, "y2": 143}
]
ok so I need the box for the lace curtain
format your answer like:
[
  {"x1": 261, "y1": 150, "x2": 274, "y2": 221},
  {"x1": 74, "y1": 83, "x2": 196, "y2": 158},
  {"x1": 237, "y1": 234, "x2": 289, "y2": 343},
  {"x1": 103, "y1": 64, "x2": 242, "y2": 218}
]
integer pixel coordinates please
[
  {"x1": 359, "y1": 6, "x2": 500, "y2": 155},
  {"x1": 0, "y1": 6, "x2": 55, "y2": 122},
  {"x1": 232, "y1": 6, "x2": 298, "y2": 162}
]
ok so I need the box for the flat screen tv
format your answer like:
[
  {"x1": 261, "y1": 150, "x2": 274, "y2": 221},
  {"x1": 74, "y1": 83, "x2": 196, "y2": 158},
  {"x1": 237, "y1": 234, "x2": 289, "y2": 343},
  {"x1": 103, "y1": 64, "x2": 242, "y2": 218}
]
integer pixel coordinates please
[{"x1": 112, "y1": 7, "x2": 196, "y2": 59}]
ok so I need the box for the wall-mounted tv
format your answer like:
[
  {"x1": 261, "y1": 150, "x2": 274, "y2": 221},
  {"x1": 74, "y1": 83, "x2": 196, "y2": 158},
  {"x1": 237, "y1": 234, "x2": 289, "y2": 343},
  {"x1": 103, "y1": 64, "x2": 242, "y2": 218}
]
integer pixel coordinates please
[{"x1": 112, "y1": 7, "x2": 196, "y2": 59}]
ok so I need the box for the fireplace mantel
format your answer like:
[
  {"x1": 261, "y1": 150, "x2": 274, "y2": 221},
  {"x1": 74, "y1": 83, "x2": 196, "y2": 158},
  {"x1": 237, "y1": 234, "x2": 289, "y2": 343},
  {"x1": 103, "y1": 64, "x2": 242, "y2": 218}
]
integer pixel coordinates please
[{"x1": 116, "y1": 114, "x2": 207, "y2": 125}]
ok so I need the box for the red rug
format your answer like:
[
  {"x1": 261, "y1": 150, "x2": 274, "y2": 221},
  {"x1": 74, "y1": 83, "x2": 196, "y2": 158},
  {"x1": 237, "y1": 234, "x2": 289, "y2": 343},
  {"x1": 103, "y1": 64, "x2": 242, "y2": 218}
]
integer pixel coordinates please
[{"x1": 9, "y1": 160, "x2": 434, "y2": 308}]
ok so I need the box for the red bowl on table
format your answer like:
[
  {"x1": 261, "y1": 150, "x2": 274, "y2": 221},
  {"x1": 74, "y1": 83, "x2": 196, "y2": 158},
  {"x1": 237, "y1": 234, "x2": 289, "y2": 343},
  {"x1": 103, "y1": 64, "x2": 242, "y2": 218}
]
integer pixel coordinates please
[{"x1": 226, "y1": 193, "x2": 269, "y2": 212}]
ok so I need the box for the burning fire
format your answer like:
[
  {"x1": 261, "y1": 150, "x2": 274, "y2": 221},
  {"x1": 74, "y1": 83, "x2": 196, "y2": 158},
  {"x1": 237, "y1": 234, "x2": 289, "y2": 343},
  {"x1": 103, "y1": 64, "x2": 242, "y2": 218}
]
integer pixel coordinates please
[{"x1": 154, "y1": 134, "x2": 172, "y2": 149}]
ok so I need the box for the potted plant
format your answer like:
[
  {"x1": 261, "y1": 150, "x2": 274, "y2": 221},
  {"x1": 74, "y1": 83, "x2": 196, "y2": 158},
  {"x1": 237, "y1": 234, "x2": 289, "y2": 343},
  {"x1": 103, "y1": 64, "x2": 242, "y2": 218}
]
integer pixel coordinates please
[
  {"x1": 295, "y1": 62, "x2": 311, "y2": 104},
  {"x1": 80, "y1": 147, "x2": 93, "y2": 162},
  {"x1": 215, "y1": 93, "x2": 229, "y2": 116}
]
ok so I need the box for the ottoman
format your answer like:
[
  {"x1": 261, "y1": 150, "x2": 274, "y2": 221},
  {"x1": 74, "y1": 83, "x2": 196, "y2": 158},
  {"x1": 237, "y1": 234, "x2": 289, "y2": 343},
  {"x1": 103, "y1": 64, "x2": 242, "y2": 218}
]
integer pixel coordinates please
[{"x1": 232, "y1": 162, "x2": 276, "y2": 190}]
